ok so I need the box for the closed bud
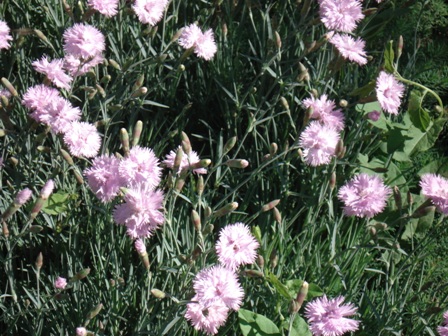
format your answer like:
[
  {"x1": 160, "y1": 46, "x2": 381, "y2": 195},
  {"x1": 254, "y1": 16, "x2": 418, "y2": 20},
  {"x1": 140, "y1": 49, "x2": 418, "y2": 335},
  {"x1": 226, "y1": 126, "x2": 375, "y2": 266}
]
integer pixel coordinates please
[
  {"x1": 213, "y1": 202, "x2": 238, "y2": 218},
  {"x1": 60, "y1": 148, "x2": 74, "y2": 165},
  {"x1": 311, "y1": 89, "x2": 318, "y2": 98},
  {"x1": 279, "y1": 96, "x2": 289, "y2": 110},
  {"x1": 173, "y1": 147, "x2": 183, "y2": 174},
  {"x1": 157, "y1": 54, "x2": 167, "y2": 63},
  {"x1": 71, "y1": 268, "x2": 91, "y2": 282},
  {"x1": 178, "y1": 64, "x2": 186, "y2": 72},
  {"x1": 270, "y1": 249, "x2": 278, "y2": 268},
  {"x1": 151, "y1": 289, "x2": 166, "y2": 299},
  {"x1": 74, "y1": 170, "x2": 84, "y2": 184},
  {"x1": 34, "y1": 29, "x2": 48, "y2": 43},
  {"x1": 225, "y1": 159, "x2": 249, "y2": 168},
  {"x1": 295, "y1": 281, "x2": 309, "y2": 311},
  {"x1": 100, "y1": 75, "x2": 111, "y2": 85},
  {"x1": 131, "y1": 87, "x2": 147, "y2": 98},
  {"x1": 36, "y1": 252, "x2": 43, "y2": 271},
  {"x1": 407, "y1": 191, "x2": 413, "y2": 206},
  {"x1": 262, "y1": 199, "x2": 280, "y2": 212},
  {"x1": 150, "y1": 25, "x2": 158, "y2": 38},
  {"x1": 339, "y1": 99, "x2": 348, "y2": 108},
  {"x1": 132, "y1": 120, "x2": 143, "y2": 147},
  {"x1": 274, "y1": 31, "x2": 281, "y2": 49},
  {"x1": 95, "y1": 84, "x2": 106, "y2": 98},
  {"x1": 297, "y1": 62, "x2": 310, "y2": 82},
  {"x1": 411, "y1": 205, "x2": 435, "y2": 219},
  {"x1": 243, "y1": 270, "x2": 264, "y2": 278},
  {"x1": 223, "y1": 136, "x2": 237, "y2": 154},
  {"x1": 393, "y1": 186, "x2": 402, "y2": 211},
  {"x1": 2, "y1": 221, "x2": 9, "y2": 237},
  {"x1": 330, "y1": 172, "x2": 336, "y2": 190},
  {"x1": 1, "y1": 78, "x2": 18, "y2": 97},
  {"x1": 203, "y1": 224, "x2": 214, "y2": 235},
  {"x1": 373, "y1": 222, "x2": 388, "y2": 231},
  {"x1": 171, "y1": 28, "x2": 183, "y2": 42},
  {"x1": 257, "y1": 255, "x2": 265, "y2": 268},
  {"x1": 191, "y1": 210, "x2": 201, "y2": 231},
  {"x1": 289, "y1": 300, "x2": 300, "y2": 314},
  {"x1": 197, "y1": 175, "x2": 204, "y2": 196},
  {"x1": 270, "y1": 142, "x2": 278, "y2": 156},
  {"x1": 372, "y1": 167, "x2": 388, "y2": 173},
  {"x1": 181, "y1": 132, "x2": 192, "y2": 154},
  {"x1": 120, "y1": 128, "x2": 130, "y2": 157},
  {"x1": 222, "y1": 22, "x2": 228, "y2": 38},
  {"x1": 133, "y1": 74, "x2": 145, "y2": 91},
  {"x1": 397, "y1": 35, "x2": 403, "y2": 59},
  {"x1": 273, "y1": 207, "x2": 282, "y2": 223},
  {"x1": 204, "y1": 206, "x2": 212, "y2": 219},
  {"x1": 29, "y1": 225, "x2": 43, "y2": 234},
  {"x1": 297, "y1": 148, "x2": 303, "y2": 159},
  {"x1": 108, "y1": 59, "x2": 121, "y2": 70},
  {"x1": 362, "y1": 7, "x2": 377, "y2": 16},
  {"x1": 86, "y1": 303, "x2": 103, "y2": 320},
  {"x1": 1, "y1": 95, "x2": 9, "y2": 107},
  {"x1": 37, "y1": 146, "x2": 51, "y2": 153},
  {"x1": 87, "y1": 89, "x2": 97, "y2": 100},
  {"x1": 109, "y1": 104, "x2": 123, "y2": 112},
  {"x1": 335, "y1": 139, "x2": 344, "y2": 158},
  {"x1": 369, "y1": 227, "x2": 377, "y2": 238}
]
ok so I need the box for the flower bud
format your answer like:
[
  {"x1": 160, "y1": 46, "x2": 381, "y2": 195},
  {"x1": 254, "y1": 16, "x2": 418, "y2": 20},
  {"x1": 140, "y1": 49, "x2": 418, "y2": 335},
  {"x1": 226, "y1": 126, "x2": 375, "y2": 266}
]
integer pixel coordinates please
[
  {"x1": 171, "y1": 28, "x2": 183, "y2": 42},
  {"x1": 393, "y1": 186, "x2": 402, "y2": 211},
  {"x1": 213, "y1": 202, "x2": 238, "y2": 218},
  {"x1": 108, "y1": 59, "x2": 121, "y2": 70},
  {"x1": 197, "y1": 175, "x2": 204, "y2": 196},
  {"x1": 273, "y1": 207, "x2": 282, "y2": 223},
  {"x1": 335, "y1": 139, "x2": 344, "y2": 158},
  {"x1": 133, "y1": 74, "x2": 145, "y2": 91},
  {"x1": 397, "y1": 35, "x2": 403, "y2": 59},
  {"x1": 151, "y1": 289, "x2": 166, "y2": 299},
  {"x1": 132, "y1": 120, "x2": 143, "y2": 147},
  {"x1": 131, "y1": 87, "x2": 147, "y2": 98},
  {"x1": 181, "y1": 132, "x2": 192, "y2": 154},
  {"x1": 55, "y1": 276, "x2": 67, "y2": 289},
  {"x1": 407, "y1": 191, "x2": 413, "y2": 206},
  {"x1": 274, "y1": 31, "x2": 282, "y2": 49},
  {"x1": 339, "y1": 99, "x2": 348, "y2": 108},
  {"x1": 71, "y1": 268, "x2": 91, "y2": 282},
  {"x1": 297, "y1": 63, "x2": 310, "y2": 82},
  {"x1": 204, "y1": 206, "x2": 212, "y2": 219},
  {"x1": 29, "y1": 225, "x2": 43, "y2": 234},
  {"x1": 243, "y1": 270, "x2": 264, "y2": 278},
  {"x1": 269, "y1": 142, "x2": 278, "y2": 156},
  {"x1": 270, "y1": 249, "x2": 278, "y2": 268},
  {"x1": 86, "y1": 303, "x2": 103, "y2": 320},
  {"x1": 203, "y1": 224, "x2": 214, "y2": 235},
  {"x1": 225, "y1": 159, "x2": 249, "y2": 168},
  {"x1": 411, "y1": 205, "x2": 435, "y2": 219},
  {"x1": 76, "y1": 327, "x2": 87, "y2": 336},
  {"x1": 36, "y1": 252, "x2": 43, "y2": 271},
  {"x1": 262, "y1": 199, "x2": 280, "y2": 212},
  {"x1": 295, "y1": 281, "x2": 308, "y2": 310},
  {"x1": 191, "y1": 210, "x2": 201, "y2": 231},
  {"x1": 257, "y1": 255, "x2": 265, "y2": 268},
  {"x1": 120, "y1": 128, "x2": 130, "y2": 157},
  {"x1": 134, "y1": 239, "x2": 146, "y2": 254},
  {"x1": 15, "y1": 188, "x2": 32, "y2": 206},
  {"x1": 223, "y1": 136, "x2": 237, "y2": 154},
  {"x1": 279, "y1": 97, "x2": 289, "y2": 110},
  {"x1": 2, "y1": 221, "x2": 9, "y2": 238},
  {"x1": 363, "y1": 8, "x2": 377, "y2": 16},
  {"x1": 1, "y1": 78, "x2": 18, "y2": 97},
  {"x1": 329, "y1": 172, "x2": 336, "y2": 190}
]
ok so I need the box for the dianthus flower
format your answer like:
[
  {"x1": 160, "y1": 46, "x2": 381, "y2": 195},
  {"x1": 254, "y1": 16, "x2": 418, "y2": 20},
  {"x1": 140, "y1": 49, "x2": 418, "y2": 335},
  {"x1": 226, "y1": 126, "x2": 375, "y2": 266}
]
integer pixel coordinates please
[
  {"x1": 132, "y1": 0, "x2": 169, "y2": 26},
  {"x1": 84, "y1": 154, "x2": 125, "y2": 202},
  {"x1": 40, "y1": 179, "x2": 55, "y2": 199},
  {"x1": 375, "y1": 71, "x2": 405, "y2": 115},
  {"x1": 338, "y1": 173, "x2": 392, "y2": 218},
  {"x1": 0, "y1": 88, "x2": 11, "y2": 98},
  {"x1": 22, "y1": 85, "x2": 61, "y2": 112},
  {"x1": 63, "y1": 121, "x2": 101, "y2": 158},
  {"x1": 119, "y1": 146, "x2": 162, "y2": 188},
  {"x1": 63, "y1": 54, "x2": 104, "y2": 76},
  {"x1": 216, "y1": 222, "x2": 259, "y2": 271},
  {"x1": 193, "y1": 265, "x2": 244, "y2": 311},
  {"x1": 63, "y1": 23, "x2": 105, "y2": 59},
  {"x1": 305, "y1": 295, "x2": 360, "y2": 336},
  {"x1": 299, "y1": 121, "x2": 340, "y2": 166},
  {"x1": 319, "y1": 0, "x2": 364, "y2": 33},
  {"x1": 87, "y1": 0, "x2": 119, "y2": 17},
  {"x1": 163, "y1": 146, "x2": 207, "y2": 175},
  {"x1": 0, "y1": 20, "x2": 12, "y2": 50},
  {"x1": 76, "y1": 327, "x2": 87, "y2": 336},
  {"x1": 420, "y1": 174, "x2": 448, "y2": 215},
  {"x1": 54, "y1": 276, "x2": 67, "y2": 289},
  {"x1": 15, "y1": 188, "x2": 33, "y2": 206},
  {"x1": 32, "y1": 56, "x2": 72, "y2": 90},
  {"x1": 179, "y1": 23, "x2": 217, "y2": 61},
  {"x1": 185, "y1": 294, "x2": 229, "y2": 335},
  {"x1": 438, "y1": 311, "x2": 448, "y2": 336},
  {"x1": 330, "y1": 33, "x2": 367, "y2": 65},
  {"x1": 302, "y1": 94, "x2": 345, "y2": 131},
  {"x1": 113, "y1": 184, "x2": 165, "y2": 238}
]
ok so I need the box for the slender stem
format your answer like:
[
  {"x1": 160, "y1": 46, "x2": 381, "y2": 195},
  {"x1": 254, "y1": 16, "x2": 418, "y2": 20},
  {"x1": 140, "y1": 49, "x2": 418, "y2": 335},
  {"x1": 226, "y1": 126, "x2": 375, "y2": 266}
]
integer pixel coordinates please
[{"x1": 396, "y1": 74, "x2": 444, "y2": 112}]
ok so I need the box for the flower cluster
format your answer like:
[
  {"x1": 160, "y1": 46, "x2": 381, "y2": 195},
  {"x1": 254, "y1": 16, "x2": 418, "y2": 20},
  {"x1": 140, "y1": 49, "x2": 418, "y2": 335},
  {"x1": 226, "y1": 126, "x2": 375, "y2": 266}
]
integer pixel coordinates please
[
  {"x1": 376, "y1": 71, "x2": 405, "y2": 115},
  {"x1": 420, "y1": 173, "x2": 448, "y2": 215},
  {"x1": 302, "y1": 94, "x2": 345, "y2": 131},
  {"x1": 179, "y1": 23, "x2": 217, "y2": 61},
  {"x1": 163, "y1": 146, "x2": 207, "y2": 175}
]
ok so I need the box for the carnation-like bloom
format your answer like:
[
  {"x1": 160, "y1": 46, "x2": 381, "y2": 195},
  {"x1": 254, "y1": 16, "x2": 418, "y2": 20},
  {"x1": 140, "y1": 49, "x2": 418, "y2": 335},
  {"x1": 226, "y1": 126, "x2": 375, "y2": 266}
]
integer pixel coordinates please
[
  {"x1": 132, "y1": 0, "x2": 169, "y2": 26},
  {"x1": 0, "y1": 20, "x2": 12, "y2": 50},
  {"x1": 87, "y1": 0, "x2": 119, "y2": 17},
  {"x1": 32, "y1": 56, "x2": 72, "y2": 90},
  {"x1": 338, "y1": 173, "x2": 392, "y2": 218},
  {"x1": 54, "y1": 276, "x2": 67, "y2": 289},
  {"x1": 420, "y1": 173, "x2": 448, "y2": 215},
  {"x1": 84, "y1": 154, "x2": 125, "y2": 202},
  {"x1": 305, "y1": 295, "x2": 360, "y2": 336},
  {"x1": 22, "y1": 85, "x2": 61, "y2": 112},
  {"x1": 113, "y1": 184, "x2": 165, "y2": 238},
  {"x1": 63, "y1": 23, "x2": 105, "y2": 59},
  {"x1": 299, "y1": 121, "x2": 340, "y2": 166},
  {"x1": 119, "y1": 146, "x2": 162, "y2": 188},
  {"x1": 193, "y1": 265, "x2": 244, "y2": 311},
  {"x1": 438, "y1": 311, "x2": 448, "y2": 336},
  {"x1": 134, "y1": 238, "x2": 147, "y2": 254},
  {"x1": 375, "y1": 71, "x2": 405, "y2": 115},
  {"x1": 185, "y1": 294, "x2": 229, "y2": 335},
  {"x1": 302, "y1": 94, "x2": 345, "y2": 131},
  {"x1": 0, "y1": 88, "x2": 11, "y2": 98},
  {"x1": 179, "y1": 23, "x2": 217, "y2": 61},
  {"x1": 63, "y1": 121, "x2": 101, "y2": 158},
  {"x1": 330, "y1": 33, "x2": 367, "y2": 65},
  {"x1": 216, "y1": 222, "x2": 259, "y2": 271},
  {"x1": 63, "y1": 53, "x2": 104, "y2": 76},
  {"x1": 319, "y1": 0, "x2": 364, "y2": 33},
  {"x1": 163, "y1": 146, "x2": 207, "y2": 175},
  {"x1": 15, "y1": 188, "x2": 33, "y2": 205},
  {"x1": 41, "y1": 179, "x2": 55, "y2": 199}
]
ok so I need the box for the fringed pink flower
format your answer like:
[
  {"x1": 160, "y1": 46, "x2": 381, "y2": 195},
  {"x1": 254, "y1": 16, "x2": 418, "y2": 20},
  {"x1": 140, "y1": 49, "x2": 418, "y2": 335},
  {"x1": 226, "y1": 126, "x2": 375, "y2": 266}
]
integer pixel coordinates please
[
  {"x1": 119, "y1": 146, "x2": 162, "y2": 188},
  {"x1": 64, "y1": 54, "x2": 104, "y2": 76},
  {"x1": 376, "y1": 71, "x2": 405, "y2": 115},
  {"x1": 185, "y1": 294, "x2": 229, "y2": 335},
  {"x1": 87, "y1": 0, "x2": 119, "y2": 17},
  {"x1": 420, "y1": 173, "x2": 448, "y2": 215},
  {"x1": 299, "y1": 121, "x2": 340, "y2": 166},
  {"x1": 63, "y1": 121, "x2": 101, "y2": 158},
  {"x1": 179, "y1": 23, "x2": 217, "y2": 60},
  {"x1": 163, "y1": 146, "x2": 207, "y2": 175},
  {"x1": 0, "y1": 20, "x2": 12, "y2": 50},
  {"x1": 32, "y1": 56, "x2": 72, "y2": 90},
  {"x1": 330, "y1": 33, "x2": 367, "y2": 65},
  {"x1": 302, "y1": 94, "x2": 345, "y2": 131},
  {"x1": 319, "y1": 0, "x2": 364, "y2": 33},
  {"x1": 132, "y1": 0, "x2": 169, "y2": 26},
  {"x1": 63, "y1": 23, "x2": 105, "y2": 59}
]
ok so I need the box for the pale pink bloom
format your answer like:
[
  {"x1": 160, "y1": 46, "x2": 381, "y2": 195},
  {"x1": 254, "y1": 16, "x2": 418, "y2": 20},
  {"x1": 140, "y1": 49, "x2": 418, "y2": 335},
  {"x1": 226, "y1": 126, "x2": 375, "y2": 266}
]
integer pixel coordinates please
[
  {"x1": 302, "y1": 94, "x2": 345, "y2": 131},
  {"x1": 163, "y1": 146, "x2": 207, "y2": 175},
  {"x1": 76, "y1": 327, "x2": 87, "y2": 336},
  {"x1": 178, "y1": 24, "x2": 203, "y2": 49},
  {"x1": 63, "y1": 121, "x2": 101, "y2": 158},
  {"x1": 305, "y1": 295, "x2": 360, "y2": 336},
  {"x1": 179, "y1": 24, "x2": 217, "y2": 60},
  {"x1": 319, "y1": 0, "x2": 364, "y2": 33},
  {"x1": 63, "y1": 23, "x2": 105, "y2": 59},
  {"x1": 0, "y1": 88, "x2": 11, "y2": 98},
  {"x1": 15, "y1": 188, "x2": 32, "y2": 205},
  {"x1": 132, "y1": 0, "x2": 169, "y2": 26},
  {"x1": 22, "y1": 85, "x2": 61, "y2": 112},
  {"x1": 88, "y1": 0, "x2": 119, "y2": 17},
  {"x1": 375, "y1": 71, "x2": 405, "y2": 115},
  {"x1": 119, "y1": 146, "x2": 162, "y2": 188},
  {"x1": 299, "y1": 121, "x2": 340, "y2": 166},
  {"x1": 113, "y1": 184, "x2": 165, "y2": 238},
  {"x1": 0, "y1": 20, "x2": 12, "y2": 50},
  {"x1": 216, "y1": 222, "x2": 259, "y2": 271},
  {"x1": 367, "y1": 110, "x2": 381, "y2": 121},
  {"x1": 420, "y1": 174, "x2": 448, "y2": 215},
  {"x1": 64, "y1": 54, "x2": 104, "y2": 77},
  {"x1": 438, "y1": 311, "x2": 448, "y2": 336},
  {"x1": 134, "y1": 238, "x2": 146, "y2": 254},
  {"x1": 32, "y1": 56, "x2": 72, "y2": 90},
  {"x1": 185, "y1": 294, "x2": 229, "y2": 335},
  {"x1": 338, "y1": 173, "x2": 392, "y2": 218},
  {"x1": 84, "y1": 154, "x2": 125, "y2": 202},
  {"x1": 41, "y1": 179, "x2": 55, "y2": 199},
  {"x1": 54, "y1": 276, "x2": 67, "y2": 289},
  {"x1": 330, "y1": 33, "x2": 367, "y2": 65},
  {"x1": 193, "y1": 265, "x2": 244, "y2": 311}
]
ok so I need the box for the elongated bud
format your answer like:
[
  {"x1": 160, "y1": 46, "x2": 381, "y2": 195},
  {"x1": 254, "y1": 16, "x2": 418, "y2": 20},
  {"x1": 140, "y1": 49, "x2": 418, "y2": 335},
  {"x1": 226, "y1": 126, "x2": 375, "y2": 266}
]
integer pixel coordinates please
[
  {"x1": 369, "y1": 227, "x2": 377, "y2": 238},
  {"x1": 197, "y1": 176, "x2": 204, "y2": 196},
  {"x1": 2, "y1": 221, "x2": 9, "y2": 237},
  {"x1": 60, "y1": 148, "x2": 74, "y2": 165},
  {"x1": 1, "y1": 78, "x2": 18, "y2": 97},
  {"x1": 108, "y1": 59, "x2": 121, "y2": 70},
  {"x1": 189, "y1": 159, "x2": 211, "y2": 170},
  {"x1": 191, "y1": 210, "x2": 201, "y2": 231},
  {"x1": 36, "y1": 252, "x2": 43, "y2": 271},
  {"x1": 335, "y1": 139, "x2": 344, "y2": 158},
  {"x1": 270, "y1": 249, "x2": 278, "y2": 268},
  {"x1": 225, "y1": 159, "x2": 249, "y2": 169},
  {"x1": 213, "y1": 202, "x2": 238, "y2": 218},
  {"x1": 131, "y1": 121, "x2": 143, "y2": 147},
  {"x1": 71, "y1": 268, "x2": 91, "y2": 282},
  {"x1": 273, "y1": 207, "x2": 282, "y2": 223},
  {"x1": 73, "y1": 170, "x2": 84, "y2": 184},
  {"x1": 393, "y1": 186, "x2": 402, "y2": 211},
  {"x1": 303, "y1": 107, "x2": 313, "y2": 126},
  {"x1": 1, "y1": 95, "x2": 9, "y2": 107},
  {"x1": 397, "y1": 35, "x2": 403, "y2": 59},
  {"x1": 133, "y1": 74, "x2": 145, "y2": 91},
  {"x1": 151, "y1": 289, "x2": 166, "y2": 299},
  {"x1": 274, "y1": 31, "x2": 281, "y2": 49},
  {"x1": 297, "y1": 62, "x2": 310, "y2": 82},
  {"x1": 204, "y1": 206, "x2": 212, "y2": 219},
  {"x1": 171, "y1": 28, "x2": 183, "y2": 42},
  {"x1": 294, "y1": 281, "x2": 309, "y2": 311},
  {"x1": 203, "y1": 223, "x2": 214, "y2": 235},
  {"x1": 173, "y1": 147, "x2": 183, "y2": 174},
  {"x1": 222, "y1": 22, "x2": 228, "y2": 38},
  {"x1": 270, "y1": 143, "x2": 278, "y2": 156},
  {"x1": 181, "y1": 132, "x2": 192, "y2": 154},
  {"x1": 257, "y1": 255, "x2": 265, "y2": 268},
  {"x1": 86, "y1": 303, "x2": 103, "y2": 321},
  {"x1": 120, "y1": 128, "x2": 130, "y2": 157},
  {"x1": 175, "y1": 174, "x2": 186, "y2": 192},
  {"x1": 407, "y1": 191, "x2": 413, "y2": 206},
  {"x1": 223, "y1": 136, "x2": 237, "y2": 154},
  {"x1": 329, "y1": 172, "x2": 336, "y2": 190},
  {"x1": 243, "y1": 270, "x2": 264, "y2": 278},
  {"x1": 95, "y1": 84, "x2": 106, "y2": 98},
  {"x1": 34, "y1": 29, "x2": 48, "y2": 43},
  {"x1": 280, "y1": 97, "x2": 289, "y2": 110},
  {"x1": 131, "y1": 87, "x2": 147, "y2": 98},
  {"x1": 363, "y1": 8, "x2": 377, "y2": 16},
  {"x1": 100, "y1": 75, "x2": 111, "y2": 85},
  {"x1": 87, "y1": 89, "x2": 97, "y2": 100},
  {"x1": 262, "y1": 199, "x2": 280, "y2": 212}
]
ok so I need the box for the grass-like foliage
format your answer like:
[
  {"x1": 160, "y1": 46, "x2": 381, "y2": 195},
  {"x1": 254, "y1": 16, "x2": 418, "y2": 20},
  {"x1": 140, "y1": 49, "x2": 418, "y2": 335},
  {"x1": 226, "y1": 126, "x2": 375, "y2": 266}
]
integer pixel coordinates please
[{"x1": 1, "y1": 0, "x2": 448, "y2": 335}]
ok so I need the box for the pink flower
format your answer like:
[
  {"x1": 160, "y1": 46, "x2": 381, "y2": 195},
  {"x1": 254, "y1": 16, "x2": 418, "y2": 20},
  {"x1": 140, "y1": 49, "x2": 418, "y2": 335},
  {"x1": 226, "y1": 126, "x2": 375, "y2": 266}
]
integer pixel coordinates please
[
  {"x1": 64, "y1": 54, "x2": 104, "y2": 76},
  {"x1": 185, "y1": 294, "x2": 229, "y2": 335},
  {"x1": 330, "y1": 33, "x2": 367, "y2": 65},
  {"x1": 193, "y1": 265, "x2": 244, "y2": 311},
  {"x1": 216, "y1": 222, "x2": 259, "y2": 271},
  {"x1": 22, "y1": 85, "x2": 61, "y2": 112},
  {"x1": 179, "y1": 24, "x2": 217, "y2": 61},
  {"x1": 302, "y1": 94, "x2": 345, "y2": 131},
  {"x1": 32, "y1": 56, "x2": 72, "y2": 90},
  {"x1": 0, "y1": 88, "x2": 11, "y2": 98},
  {"x1": 438, "y1": 311, "x2": 448, "y2": 336},
  {"x1": 338, "y1": 173, "x2": 392, "y2": 218},
  {"x1": 63, "y1": 121, "x2": 101, "y2": 158},
  {"x1": 15, "y1": 188, "x2": 32, "y2": 205},
  {"x1": 0, "y1": 20, "x2": 12, "y2": 50},
  {"x1": 119, "y1": 146, "x2": 162, "y2": 188},
  {"x1": 63, "y1": 23, "x2": 105, "y2": 59},
  {"x1": 76, "y1": 327, "x2": 87, "y2": 336},
  {"x1": 88, "y1": 0, "x2": 119, "y2": 17},
  {"x1": 367, "y1": 110, "x2": 381, "y2": 121},
  {"x1": 134, "y1": 238, "x2": 147, "y2": 254},
  {"x1": 84, "y1": 154, "x2": 125, "y2": 202},
  {"x1": 163, "y1": 146, "x2": 207, "y2": 175},
  {"x1": 299, "y1": 121, "x2": 340, "y2": 166},
  {"x1": 305, "y1": 295, "x2": 360, "y2": 336},
  {"x1": 113, "y1": 184, "x2": 165, "y2": 238},
  {"x1": 420, "y1": 174, "x2": 448, "y2": 215},
  {"x1": 54, "y1": 276, "x2": 67, "y2": 289},
  {"x1": 41, "y1": 179, "x2": 55, "y2": 199},
  {"x1": 319, "y1": 0, "x2": 364, "y2": 33},
  {"x1": 132, "y1": 0, "x2": 169, "y2": 26},
  {"x1": 375, "y1": 71, "x2": 405, "y2": 115}
]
